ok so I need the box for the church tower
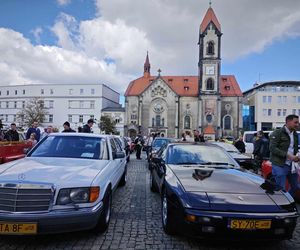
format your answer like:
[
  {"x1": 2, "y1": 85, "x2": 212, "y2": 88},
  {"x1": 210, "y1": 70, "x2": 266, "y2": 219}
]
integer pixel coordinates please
[
  {"x1": 198, "y1": 4, "x2": 222, "y2": 138},
  {"x1": 143, "y1": 52, "x2": 151, "y2": 78}
]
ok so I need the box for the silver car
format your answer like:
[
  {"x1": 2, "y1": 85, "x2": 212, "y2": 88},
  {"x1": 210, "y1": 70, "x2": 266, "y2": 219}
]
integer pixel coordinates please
[{"x1": 0, "y1": 133, "x2": 127, "y2": 235}]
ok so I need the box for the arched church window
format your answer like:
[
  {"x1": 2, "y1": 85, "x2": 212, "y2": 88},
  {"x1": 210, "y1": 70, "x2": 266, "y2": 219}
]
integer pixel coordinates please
[
  {"x1": 184, "y1": 116, "x2": 191, "y2": 129},
  {"x1": 224, "y1": 115, "x2": 231, "y2": 130},
  {"x1": 156, "y1": 115, "x2": 161, "y2": 127},
  {"x1": 162, "y1": 118, "x2": 165, "y2": 127},
  {"x1": 207, "y1": 41, "x2": 214, "y2": 55},
  {"x1": 152, "y1": 118, "x2": 155, "y2": 127},
  {"x1": 206, "y1": 78, "x2": 214, "y2": 90}
]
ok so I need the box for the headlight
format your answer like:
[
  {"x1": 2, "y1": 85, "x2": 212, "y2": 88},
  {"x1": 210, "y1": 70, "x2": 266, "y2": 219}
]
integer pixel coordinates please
[{"x1": 57, "y1": 187, "x2": 100, "y2": 205}]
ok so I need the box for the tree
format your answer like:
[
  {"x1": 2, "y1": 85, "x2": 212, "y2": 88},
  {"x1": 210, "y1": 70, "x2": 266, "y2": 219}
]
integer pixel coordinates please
[
  {"x1": 99, "y1": 115, "x2": 116, "y2": 134},
  {"x1": 17, "y1": 98, "x2": 48, "y2": 127}
]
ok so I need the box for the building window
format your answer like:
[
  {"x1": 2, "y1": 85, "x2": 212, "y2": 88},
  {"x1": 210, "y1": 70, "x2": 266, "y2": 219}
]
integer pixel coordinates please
[
  {"x1": 69, "y1": 89, "x2": 73, "y2": 95},
  {"x1": 41, "y1": 89, "x2": 44, "y2": 95},
  {"x1": 5, "y1": 115, "x2": 8, "y2": 122},
  {"x1": 91, "y1": 89, "x2": 95, "y2": 95},
  {"x1": 224, "y1": 115, "x2": 231, "y2": 130},
  {"x1": 90, "y1": 115, "x2": 94, "y2": 120},
  {"x1": 23, "y1": 89, "x2": 25, "y2": 95},
  {"x1": 79, "y1": 101, "x2": 84, "y2": 108},
  {"x1": 184, "y1": 116, "x2": 191, "y2": 129},
  {"x1": 263, "y1": 96, "x2": 267, "y2": 103},
  {"x1": 6, "y1": 102, "x2": 9, "y2": 108},
  {"x1": 298, "y1": 96, "x2": 300, "y2": 103},
  {"x1": 207, "y1": 41, "x2": 214, "y2": 55},
  {"x1": 298, "y1": 109, "x2": 300, "y2": 116},
  {"x1": 277, "y1": 109, "x2": 281, "y2": 116},
  {"x1": 50, "y1": 89, "x2": 54, "y2": 94},
  {"x1": 156, "y1": 115, "x2": 161, "y2": 127},
  {"x1": 14, "y1": 101, "x2": 17, "y2": 108},
  {"x1": 115, "y1": 118, "x2": 120, "y2": 123},
  {"x1": 206, "y1": 78, "x2": 214, "y2": 90},
  {"x1": 80, "y1": 89, "x2": 84, "y2": 95},
  {"x1": 49, "y1": 100, "x2": 54, "y2": 108},
  {"x1": 49, "y1": 115, "x2": 53, "y2": 123},
  {"x1": 152, "y1": 118, "x2": 155, "y2": 127},
  {"x1": 79, "y1": 115, "x2": 83, "y2": 123},
  {"x1": 68, "y1": 115, "x2": 72, "y2": 123},
  {"x1": 131, "y1": 114, "x2": 137, "y2": 120},
  {"x1": 268, "y1": 96, "x2": 272, "y2": 103},
  {"x1": 22, "y1": 101, "x2": 25, "y2": 108},
  {"x1": 90, "y1": 101, "x2": 95, "y2": 109},
  {"x1": 15, "y1": 90, "x2": 17, "y2": 95},
  {"x1": 0, "y1": 91, "x2": 1, "y2": 96},
  {"x1": 292, "y1": 109, "x2": 296, "y2": 114},
  {"x1": 7, "y1": 90, "x2": 9, "y2": 96},
  {"x1": 13, "y1": 115, "x2": 16, "y2": 121},
  {"x1": 283, "y1": 109, "x2": 287, "y2": 117},
  {"x1": 206, "y1": 114, "x2": 213, "y2": 123},
  {"x1": 268, "y1": 109, "x2": 272, "y2": 116}
]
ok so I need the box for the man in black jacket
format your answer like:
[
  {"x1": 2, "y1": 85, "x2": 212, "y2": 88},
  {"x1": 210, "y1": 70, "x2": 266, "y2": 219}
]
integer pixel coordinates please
[
  {"x1": 62, "y1": 121, "x2": 76, "y2": 132},
  {"x1": 82, "y1": 119, "x2": 94, "y2": 133},
  {"x1": 4, "y1": 123, "x2": 19, "y2": 141}
]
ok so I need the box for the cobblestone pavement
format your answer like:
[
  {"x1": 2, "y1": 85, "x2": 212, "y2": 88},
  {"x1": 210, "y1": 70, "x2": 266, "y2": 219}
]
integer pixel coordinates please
[{"x1": 0, "y1": 153, "x2": 299, "y2": 249}]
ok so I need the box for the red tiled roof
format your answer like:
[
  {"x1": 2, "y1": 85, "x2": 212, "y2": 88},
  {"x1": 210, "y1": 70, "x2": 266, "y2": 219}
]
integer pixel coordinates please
[
  {"x1": 200, "y1": 7, "x2": 221, "y2": 33},
  {"x1": 125, "y1": 75, "x2": 242, "y2": 97}
]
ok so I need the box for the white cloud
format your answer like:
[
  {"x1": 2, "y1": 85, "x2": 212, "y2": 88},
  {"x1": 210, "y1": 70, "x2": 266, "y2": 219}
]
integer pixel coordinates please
[
  {"x1": 31, "y1": 27, "x2": 43, "y2": 44},
  {"x1": 56, "y1": 0, "x2": 71, "y2": 6},
  {"x1": 1, "y1": 0, "x2": 300, "y2": 94}
]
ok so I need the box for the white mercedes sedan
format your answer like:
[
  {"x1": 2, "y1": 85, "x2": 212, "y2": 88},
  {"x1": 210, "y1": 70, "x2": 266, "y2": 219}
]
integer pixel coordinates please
[{"x1": 0, "y1": 133, "x2": 127, "y2": 235}]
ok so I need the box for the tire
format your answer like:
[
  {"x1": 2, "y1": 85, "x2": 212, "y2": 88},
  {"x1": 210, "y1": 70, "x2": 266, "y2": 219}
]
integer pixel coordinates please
[
  {"x1": 150, "y1": 171, "x2": 158, "y2": 192},
  {"x1": 93, "y1": 189, "x2": 112, "y2": 234},
  {"x1": 161, "y1": 189, "x2": 176, "y2": 235},
  {"x1": 126, "y1": 154, "x2": 130, "y2": 162},
  {"x1": 119, "y1": 167, "x2": 127, "y2": 186}
]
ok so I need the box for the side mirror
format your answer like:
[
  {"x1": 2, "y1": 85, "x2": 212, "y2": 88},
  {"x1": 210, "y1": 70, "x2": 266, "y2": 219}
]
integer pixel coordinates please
[{"x1": 114, "y1": 151, "x2": 125, "y2": 159}]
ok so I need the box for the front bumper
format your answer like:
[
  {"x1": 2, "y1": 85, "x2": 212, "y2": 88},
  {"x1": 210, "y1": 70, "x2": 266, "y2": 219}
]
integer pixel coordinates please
[
  {"x1": 181, "y1": 208, "x2": 298, "y2": 240},
  {"x1": 0, "y1": 202, "x2": 103, "y2": 235}
]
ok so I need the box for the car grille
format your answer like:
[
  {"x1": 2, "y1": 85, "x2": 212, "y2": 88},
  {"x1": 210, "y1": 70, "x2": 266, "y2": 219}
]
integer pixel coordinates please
[{"x1": 0, "y1": 183, "x2": 53, "y2": 212}]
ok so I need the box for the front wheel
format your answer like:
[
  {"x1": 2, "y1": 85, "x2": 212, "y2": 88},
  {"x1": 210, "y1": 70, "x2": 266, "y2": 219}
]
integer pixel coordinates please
[
  {"x1": 93, "y1": 189, "x2": 112, "y2": 234},
  {"x1": 119, "y1": 167, "x2": 127, "y2": 186},
  {"x1": 161, "y1": 189, "x2": 176, "y2": 235}
]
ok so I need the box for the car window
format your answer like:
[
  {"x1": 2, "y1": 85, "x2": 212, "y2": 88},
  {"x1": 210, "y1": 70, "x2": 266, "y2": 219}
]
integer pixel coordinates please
[
  {"x1": 166, "y1": 145, "x2": 237, "y2": 166},
  {"x1": 113, "y1": 138, "x2": 123, "y2": 151},
  {"x1": 29, "y1": 136, "x2": 103, "y2": 160}
]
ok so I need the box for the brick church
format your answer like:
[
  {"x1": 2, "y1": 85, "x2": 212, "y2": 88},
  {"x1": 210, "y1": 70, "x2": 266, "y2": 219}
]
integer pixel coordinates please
[{"x1": 124, "y1": 6, "x2": 243, "y2": 139}]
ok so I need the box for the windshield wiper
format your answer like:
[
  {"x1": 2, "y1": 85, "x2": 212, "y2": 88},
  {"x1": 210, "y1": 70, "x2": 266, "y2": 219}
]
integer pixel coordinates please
[{"x1": 175, "y1": 162, "x2": 200, "y2": 165}]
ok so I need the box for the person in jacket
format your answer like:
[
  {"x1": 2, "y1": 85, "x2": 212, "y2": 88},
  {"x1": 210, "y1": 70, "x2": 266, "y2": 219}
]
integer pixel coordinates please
[
  {"x1": 234, "y1": 135, "x2": 246, "y2": 153},
  {"x1": 4, "y1": 123, "x2": 19, "y2": 141},
  {"x1": 134, "y1": 132, "x2": 144, "y2": 160},
  {"x1": 26, "y1": 121, "x2": 41, "y2": 142},
  {"x1": 41, "y1": 125, "x2": 54, "y2": 139},
  {"x1": 269, "y1": 114, "x2": 299, "y2": 198},
  {"x1": 253, "y1": 131, "x2": 270, "y2": 171},
  {"x1": 62, "y1": 121, "x2": 76, "y2": 132},
  {"x1": 82, "y1": 119, "x2": 94, "y2": 133}
]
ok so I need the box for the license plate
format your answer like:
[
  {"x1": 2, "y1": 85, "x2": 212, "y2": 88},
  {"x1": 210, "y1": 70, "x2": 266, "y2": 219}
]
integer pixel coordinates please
[
  {"x1": 229, "y1": 219, "x2": 271, "y2": 230},
  {"x1": 0, "y1": 222, "x2": 37, "y2": 234}
]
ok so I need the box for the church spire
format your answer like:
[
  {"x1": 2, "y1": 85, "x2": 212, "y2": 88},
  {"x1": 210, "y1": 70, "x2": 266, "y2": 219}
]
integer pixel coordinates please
[
  {"x1": 143, "y1": 51, "x2": 151, "y2": 78},
  {"x1": 200, "y1": 4, "x2": 221, "y2": 33}
]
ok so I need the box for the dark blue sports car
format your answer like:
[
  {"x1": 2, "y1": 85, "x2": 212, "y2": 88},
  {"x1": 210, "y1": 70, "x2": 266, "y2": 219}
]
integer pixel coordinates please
[{"x1": 149, "y1": 143, "x2": 298, "y2": 240}]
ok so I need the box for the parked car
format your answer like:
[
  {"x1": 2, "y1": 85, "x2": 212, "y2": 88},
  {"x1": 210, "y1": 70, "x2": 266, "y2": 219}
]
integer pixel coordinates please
[
  {"x1": 210, "y1": 141, "x2": 253, "y2": 169},
  {"x1": 0, "y1": 133, "x2": 126, "y2": 235},
  {"x1": 149, "y1": 142, "x2": 298, "y2": 239},
  {"x1": 148, "y1": 137, "x2": 176, "y2": 162}
]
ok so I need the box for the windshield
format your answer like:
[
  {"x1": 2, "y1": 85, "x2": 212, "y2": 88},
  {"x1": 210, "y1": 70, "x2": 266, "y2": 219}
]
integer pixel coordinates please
[
  {"x1": 29, "y1": 135, "x2": 105, "y2": 160},
  {"x1": 167, "y1": 144, "x2": 238, "y2": 167},
  {"x1": 153, "y1": 139, "x2": 170, "y2": 148},
  {"x1": 212, "y1": 142, "x2": 239, "y2": 153}
]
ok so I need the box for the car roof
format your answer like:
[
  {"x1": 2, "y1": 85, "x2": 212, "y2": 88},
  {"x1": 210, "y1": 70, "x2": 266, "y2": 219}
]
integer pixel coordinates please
[{"x1": 48, "y1": 133, "x2": 111, "y2": 139}]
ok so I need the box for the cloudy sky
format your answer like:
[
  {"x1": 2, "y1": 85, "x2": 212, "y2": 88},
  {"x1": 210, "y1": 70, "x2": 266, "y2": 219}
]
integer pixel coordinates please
[{"x1": 0, "y1": 0, "x2": 300, "y2": 101}]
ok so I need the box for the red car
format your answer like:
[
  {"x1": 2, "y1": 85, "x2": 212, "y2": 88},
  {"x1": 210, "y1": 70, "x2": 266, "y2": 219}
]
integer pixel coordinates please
[
  {"x1": 0, "y1": 141, "x2": 33, "y2": 164},
  {"x1": 261, "y1": 160, "x2": 300, "y2": 200}
]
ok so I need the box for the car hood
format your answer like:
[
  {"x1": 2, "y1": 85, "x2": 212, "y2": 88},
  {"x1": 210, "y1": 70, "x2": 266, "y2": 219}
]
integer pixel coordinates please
[
  {"x1": 229, "y1": 152, "x2": 251, "y2": 160},
  {"x1": 169, "y1": 165, "x2": 291, "y2": 212},
  {"x1": 0, "y1": 157, "x2": 109, "y2": 187}
]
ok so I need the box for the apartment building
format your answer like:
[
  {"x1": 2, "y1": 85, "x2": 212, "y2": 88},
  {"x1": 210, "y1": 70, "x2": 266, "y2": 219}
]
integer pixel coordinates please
[{"x1": 243, "y1": 81, "x2": 300, "y2": 131}]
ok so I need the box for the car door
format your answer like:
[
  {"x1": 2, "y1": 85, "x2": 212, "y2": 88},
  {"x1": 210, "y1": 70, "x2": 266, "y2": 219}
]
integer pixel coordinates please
[
  {"x1": 152, "y1": 146, "x2": 167, "y2": 192},
  {"x1": 110, "y1": 138, "x2": 125, "y2": 185}
]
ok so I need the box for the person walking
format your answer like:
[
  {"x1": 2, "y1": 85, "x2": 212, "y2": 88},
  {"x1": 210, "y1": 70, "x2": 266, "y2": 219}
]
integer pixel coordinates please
[
  {"x1": 41, "y1": 125, "x2": 54, "y2": 139},
  {"x1": 82, "y1": 119, "x2": 94, "y2": 133},
  {"x1": 4, "y1": 123, "x2": 19, "y2": 141},
  {"x1": 145, "y1": 133, "x2": 154, "y2": 162},
  {"x1": 26, "y1": 121, "x2": 41, "y2": 142},
  {"x1": 134, "y1": 132, "x2": 144, "y2": 160},
  {"x1": 62, "y1": 121, "x2": 76, "y2": 132},
  {"x1": 269, "y1": 114, "x2": 299, "y2": 198}
]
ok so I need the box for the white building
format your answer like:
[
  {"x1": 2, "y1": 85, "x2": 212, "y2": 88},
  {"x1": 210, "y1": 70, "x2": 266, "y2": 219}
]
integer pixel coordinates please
[
  {"x1": 0, "y1": 83, "x2": 120, "y2": 132},
  {"x1": 243, "y1": 81, "x2": 300, "y2": 131},
  {"x1": 101, "y1": 107, "x2": 125, "y2": 136}
]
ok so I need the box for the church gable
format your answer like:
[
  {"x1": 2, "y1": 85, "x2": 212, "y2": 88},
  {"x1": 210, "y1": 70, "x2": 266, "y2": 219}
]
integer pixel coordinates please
[{"x1": 141, "y1": 77, "x2": 177, "y2": 99}]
